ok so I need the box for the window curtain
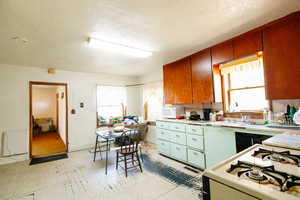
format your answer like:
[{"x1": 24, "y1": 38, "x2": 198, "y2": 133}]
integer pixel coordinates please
[
  {"x1": 220, "y1": 55, "x2": 263, "y2": 75},
  {"x1": 142, "y1": 81, "x2": 163, "y2": 121},
  {"x1": 97, "y1": 85, "x2": 127, "y2": 120}
]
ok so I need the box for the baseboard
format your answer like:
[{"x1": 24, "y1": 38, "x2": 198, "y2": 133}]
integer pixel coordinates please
[
  {"x1": 0, "y1": 143, "x2": 94, "y2": 165},
  {"x1": 0, "y1": 153, "x2": 29, "y2": 165},
  {"x1": 69, "y1": 143, "x2": 94, "y2": 152}
]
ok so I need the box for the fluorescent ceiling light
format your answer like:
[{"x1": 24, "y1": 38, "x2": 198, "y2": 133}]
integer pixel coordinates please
[{"x1": 87, "y1": 37, "x2": 152, "y2": 58}]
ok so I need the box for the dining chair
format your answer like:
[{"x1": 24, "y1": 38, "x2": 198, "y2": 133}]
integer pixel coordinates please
[
  {"x1": 116, "y1": 130, "x2": 143, "y2": 177},
  {"x1": 93, "y1": 135, "x2": 112, "y2": 161}
]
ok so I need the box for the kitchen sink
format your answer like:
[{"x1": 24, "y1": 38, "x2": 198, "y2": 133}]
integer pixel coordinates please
[{"x1": 266, "y1": 125, "x2": 300, "y2": 130}]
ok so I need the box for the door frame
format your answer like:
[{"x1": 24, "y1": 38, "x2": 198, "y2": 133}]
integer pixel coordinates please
[{"x1": 29, "y1": 81, "x2": 69, "y2": 158}]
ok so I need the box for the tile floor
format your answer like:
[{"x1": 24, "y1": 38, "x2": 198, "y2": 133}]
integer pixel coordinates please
[{"x1": 0, "y1": 145, "x2": 202, "y2": 200}]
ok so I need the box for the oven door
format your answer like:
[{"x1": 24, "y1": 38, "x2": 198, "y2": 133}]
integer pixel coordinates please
[
  {"x1": 208, "y1": 179, "x2": 258, "y2": 200},
  {"x1": 202, "y1": 176, "x2": 259, "y2": 200},
  {"x1": 235, "y1": 132, "x2": 271, "y2": 153}
]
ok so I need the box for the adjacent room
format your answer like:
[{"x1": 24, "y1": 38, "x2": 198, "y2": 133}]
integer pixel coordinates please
[
  {"x1": 31, "y1": 83, "x2": 67, "y2": 158},
  {"x1": 0, "y1": 1, "x2": 300, "y2": 200}
]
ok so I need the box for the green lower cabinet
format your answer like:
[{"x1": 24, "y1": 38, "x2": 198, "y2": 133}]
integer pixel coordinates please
[
  {"x1": 170, "y1": 143, "x2": 187, "y2": 162},
  {"x1": 169, "y1": 131, "x2": 187, "y2": 145},
  {"x1": 157, "y1": 140, "x2": 171, "y2": 155},
  {"x1": 187, "y1": 149, "x2": 205, "y2": 169},
  {"x1": 156, "y1": 128, "x2": 171, "y2": 141},
  {"x1": 187, "y1": 134, "x2": 204, "y2": 150},
  {"x1": 204, "y1": 126, "x2": 236, "y2": 168}
]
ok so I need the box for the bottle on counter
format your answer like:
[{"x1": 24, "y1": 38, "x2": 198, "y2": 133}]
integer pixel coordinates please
[
  {"x1": 293, "y1": 108, "x2": 300, "y2": 125},
  {"x1": 210, "y1": 112, "x2": 217, "y2": 122},
  {"x1": 263, "y1": 109, "x2": 268, "y2": 124}
]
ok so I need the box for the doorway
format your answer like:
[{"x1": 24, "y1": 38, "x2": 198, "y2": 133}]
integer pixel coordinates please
[{"x1": 29, "y1": 82, "x2": 68, "y2": 158}]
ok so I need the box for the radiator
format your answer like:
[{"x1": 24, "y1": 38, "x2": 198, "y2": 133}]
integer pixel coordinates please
[{"x1": 2, "y1": 129, "x2": 28, "y2": 156}]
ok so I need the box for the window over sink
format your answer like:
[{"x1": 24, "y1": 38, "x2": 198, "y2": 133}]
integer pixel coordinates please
[{"x1": 220, "y1": 53, "x2": 268, "y2": 113}]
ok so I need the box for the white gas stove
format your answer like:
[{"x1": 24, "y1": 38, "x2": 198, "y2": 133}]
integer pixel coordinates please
[{"x1": 202, "y1": 144, "x2": 300, "y2": 200}]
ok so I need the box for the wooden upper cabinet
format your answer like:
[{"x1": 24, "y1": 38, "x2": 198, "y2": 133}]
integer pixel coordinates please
[
  {"x1": 263, "y1": 13, "x2": 300, "y2": 99},
  {"x1": 163, "y1": 63, "x2": 176, "y2": 104},
  {"x1": 211, "y1": 40, "x2": 234, "y2": 65},
  {"x1": 191, "y1": 48, "x2": 214, "y2": 103},
  {"x1": 233, "y1": 31, "x2": 262, "y2": 59},
  {"x1": 173, "y1": 57, "x2": 193, "y2": 104},
  {"x1": 163, "y1": 57, "x2": 193, "y2": 104}
]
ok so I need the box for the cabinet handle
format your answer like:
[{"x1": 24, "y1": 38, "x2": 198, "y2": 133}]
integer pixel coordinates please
[
  {"x1": 176, "y1": 135, "x2": 180, "y2": 138},
  {"x1": 193, "y1": 152, "x2": 198, "y2": 156},
  {"x1": 176, "y1": 147, "x2": 180, "y2": 150},
  {"x1": 175, "y1": 127, "x2": 179, "y2": 129},
  {"x1": 161, "y1": 132, "x2": 164, "y2": 134},
  {"x1": 192, "y1": 129, "x2": 196, "y2": 132},
  {"x1": 161, "y1": 143, "x2": 165, "y2": 146},
  {"x1": 192, "y1": 138, "x2": 197, "y2": 141}
]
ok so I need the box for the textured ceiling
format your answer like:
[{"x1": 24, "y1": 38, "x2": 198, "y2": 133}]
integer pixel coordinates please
[{"x1": 0, "y1": 0, "x2": 299, "y2": 77}]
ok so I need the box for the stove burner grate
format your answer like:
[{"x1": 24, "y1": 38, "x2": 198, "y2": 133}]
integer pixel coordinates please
[
  {"x1": 246, "y1": 170, "x2": 268, "y2": 182},
  {"x1": 227, "y1": 160, "x2": 300, "y2": 192},
  {"x1": 252, "y1": 148, "x2": 300, "y2": 166}
]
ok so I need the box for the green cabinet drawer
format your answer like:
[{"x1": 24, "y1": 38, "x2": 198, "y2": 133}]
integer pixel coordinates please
[
  {"x1": 169, "y1": 123, "x2": 186, "y2": 132},
  {"x1": 170, "y1": 143, "x2": 187, "y2": 161},
  {"x1": 156, "y1": 121, "x2": 170, "y2": 129},
  {"x1": 170, "y1": 131, "x2": 187, "y2": 145},
  {"x1": 156, "y1": 128, "x2": 171, "y2": 140},
  {"x1": 187, "y1": 134, "x2": 204, "y2": 150},
  {"x1": 157, "y1": 140, "x2": 170, "y2": 155},
  {"x1": 186, "y1": 125, "x2": 203, "y2": 135},
  {"x1": 188, "y1": 149, "x2": 205, "y2": 168}
]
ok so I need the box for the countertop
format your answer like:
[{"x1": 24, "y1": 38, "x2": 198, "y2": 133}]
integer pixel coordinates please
[{"x1": 157, "y1": 118, "x2": 300, "y2": 135}]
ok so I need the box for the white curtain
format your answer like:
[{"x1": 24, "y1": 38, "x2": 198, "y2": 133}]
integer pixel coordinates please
[
  {"x1": 97, "y1": 85, "x2": 127, "y2": 119},
  {"x1": 142, "y1": 81, "x2": 163, "y2": 121},
  {"x1": 220, "y1": 56, "x2": 263, "y2": 75}
]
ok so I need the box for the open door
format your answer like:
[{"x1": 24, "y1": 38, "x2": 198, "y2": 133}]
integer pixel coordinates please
[{"x1": 29, "y1": 82, "x2": 68, "y2": 158}]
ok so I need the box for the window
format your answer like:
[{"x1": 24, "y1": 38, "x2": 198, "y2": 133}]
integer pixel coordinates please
[
  {"x1": 142, "y1": 82, "x2": 163, "y2": 121},
  {"x1": 221, "y1": 54, "x2": 268, "y2": 112},
  {"x1": 97, "y1": 86, "x2": 127, "y2": 124}
]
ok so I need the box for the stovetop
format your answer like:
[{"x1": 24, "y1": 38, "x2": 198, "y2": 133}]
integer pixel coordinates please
[
  {"x1": 204, "y1": 144, "x2": 300, "y2": 200},
  {"x1": 253, "y1": 148, "x2": 300, "y2": 166},
  {"x1": 227, "y1": 160, "x2": 300, "y2": 192}
]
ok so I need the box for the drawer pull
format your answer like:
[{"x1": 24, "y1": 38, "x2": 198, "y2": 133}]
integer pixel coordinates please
[
  {"x1": 193, "y1": 152, "x2": 198, "y2": 156},
  {"x1": 161, "y1": 143, "x2": 165, "y2": 146},
  {"x1": 176, "y1": 135, "x2": 180, "y2": 138},
  {"x1": 175, "y1": 127, "x2": 179, "y2": 129},
  {"x1": 192, "y1": 129, "x2": 196, "y2": 132},
  {"x1": 161, "y1": 132, "x2": 164, "y2": 134},
  {"x1": 176, "y1": 147, "x2": 180, "y2": 150},
  {"x1": 192, "y1": 138, "x2": 197, "y2": 141}
]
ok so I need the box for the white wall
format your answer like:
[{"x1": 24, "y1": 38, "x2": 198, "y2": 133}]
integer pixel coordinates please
[
  {"x1": 138, "y1": 68, "x2": 163, "y2": 84},
  {"x1": 0, "y1": 64, "x2": 138, "y2": 159},
  {"x1": 32, "y1": 87, "x2": 57, "y2": 126},
  {"x1": 136, "y1": 68, "x2": 163, "y2": 144},
  {"x1": 57, "y1": 86, "x2": 66, "y2": 145},
  {"x1": 126, "y1": 85, "x2": 143, "y2": 116}
]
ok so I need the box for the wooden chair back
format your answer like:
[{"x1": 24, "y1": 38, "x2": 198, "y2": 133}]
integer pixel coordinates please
[{"x1": 119, "y1": 129, "x2": 140, "y2": 153}]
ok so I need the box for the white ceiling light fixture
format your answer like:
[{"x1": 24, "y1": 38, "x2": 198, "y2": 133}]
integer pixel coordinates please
[{"x1": 87, "y1": 37, "x2": 152, "y2": 58}]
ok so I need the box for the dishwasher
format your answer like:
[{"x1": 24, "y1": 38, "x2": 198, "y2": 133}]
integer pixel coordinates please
[{"x1": 235, "y1": 132, "x2": 272, "y2": 153}]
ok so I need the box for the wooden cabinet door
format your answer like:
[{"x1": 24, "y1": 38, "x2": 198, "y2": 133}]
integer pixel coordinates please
[
  {"x1": 211, "y1": 40, "x2": 233, "y2": 65},
  {"x1": 233, "y1": 31, "x2": 262, "y2": 59},
  {"x1": 173, "y1": 57, "x2": 193, "y2": 104},
  {"x1": 191, "y1": 49, "x2": 214, "y2": 103},
  {"x1": 163, "y1": 63, "x2": 176, "y2": 104},
  {"x1": 263, "y1": 13, "x2": 300, "y2": 99},
  {"x1": 163, "y1": 57, "x2": 192, "y2": 104}
]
